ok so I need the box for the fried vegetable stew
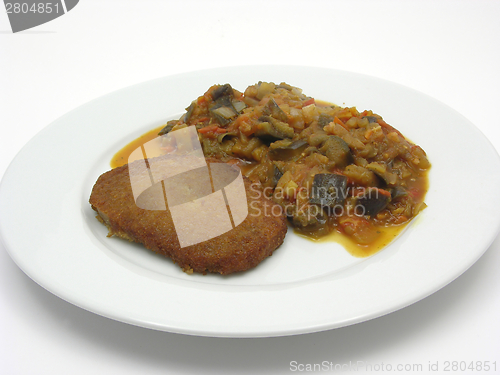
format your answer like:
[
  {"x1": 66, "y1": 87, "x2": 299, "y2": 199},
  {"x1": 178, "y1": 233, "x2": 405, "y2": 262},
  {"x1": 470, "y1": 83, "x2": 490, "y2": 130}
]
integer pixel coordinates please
[{"x1": 158, "y1": 82, "x2": 430, "y2": 246}]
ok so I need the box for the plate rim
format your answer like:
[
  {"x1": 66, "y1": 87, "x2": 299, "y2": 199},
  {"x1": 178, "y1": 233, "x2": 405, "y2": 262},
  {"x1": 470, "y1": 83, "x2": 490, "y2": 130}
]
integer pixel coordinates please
[{"x1": 2, "y1": 65, "x2": 500, "y2": 337}]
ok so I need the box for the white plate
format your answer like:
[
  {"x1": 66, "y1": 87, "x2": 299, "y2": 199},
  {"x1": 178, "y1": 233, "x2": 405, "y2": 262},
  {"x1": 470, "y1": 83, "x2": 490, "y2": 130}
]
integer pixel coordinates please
[{"x1": 1, "y1": 66, "x2": 500, "y2": 337}]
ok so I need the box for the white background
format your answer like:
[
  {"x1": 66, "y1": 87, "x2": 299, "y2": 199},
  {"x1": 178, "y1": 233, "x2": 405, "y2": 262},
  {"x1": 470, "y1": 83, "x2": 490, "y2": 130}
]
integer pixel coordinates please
[{"x1": 1, "y1": 1, "x2": 499, "y2": 374}]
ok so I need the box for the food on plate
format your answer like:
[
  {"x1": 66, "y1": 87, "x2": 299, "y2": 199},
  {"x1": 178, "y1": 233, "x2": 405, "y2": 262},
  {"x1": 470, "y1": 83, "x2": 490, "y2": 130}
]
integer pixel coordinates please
[
  {"x1": 155, "y1": 82, "x2": 430, "y2": 251},
  {"x1": 89, "y1": 155, "x2": 287, "y2": 275},
  {"x1": 99, "y1": 80, "x2": 429, "y2": 272}
]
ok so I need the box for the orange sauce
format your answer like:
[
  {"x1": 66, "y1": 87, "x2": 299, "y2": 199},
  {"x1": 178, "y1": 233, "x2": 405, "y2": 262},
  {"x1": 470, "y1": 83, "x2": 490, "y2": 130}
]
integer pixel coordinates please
[
  {"x1": 110, "y1": 125, "x2": 165, "y2": 169},
  {"x1": 295, "y1": 223, "x2": 408, "y2": 257}
]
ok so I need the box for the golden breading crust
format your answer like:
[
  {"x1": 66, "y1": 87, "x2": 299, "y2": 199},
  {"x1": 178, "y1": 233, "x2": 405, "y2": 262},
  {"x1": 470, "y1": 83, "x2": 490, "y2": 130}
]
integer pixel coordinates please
[{"x1": 89, "y1": 157, "x2": 288, "y2": 275}]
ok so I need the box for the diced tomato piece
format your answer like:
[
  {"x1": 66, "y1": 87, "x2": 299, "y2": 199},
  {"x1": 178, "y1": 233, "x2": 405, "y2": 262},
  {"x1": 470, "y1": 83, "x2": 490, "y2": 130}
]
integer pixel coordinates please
[
  {"x1": 198, "y1": 125, "x2": 219, "y2": 134},
  {"x1": 302, "y1": 98, "x2": 315, "y2": 107}
]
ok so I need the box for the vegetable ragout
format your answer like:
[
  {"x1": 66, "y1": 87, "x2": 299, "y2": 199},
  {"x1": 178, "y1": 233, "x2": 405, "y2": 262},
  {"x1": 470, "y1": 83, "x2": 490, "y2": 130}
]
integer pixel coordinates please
[{"x1": 153, "y1": 82, "x2": 430, "y2": 252}]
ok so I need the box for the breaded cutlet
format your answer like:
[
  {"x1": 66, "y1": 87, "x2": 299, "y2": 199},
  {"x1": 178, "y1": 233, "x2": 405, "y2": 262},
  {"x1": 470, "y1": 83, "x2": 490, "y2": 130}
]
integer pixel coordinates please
[{"x1": 89, "y1": 156, "x2": 287, "y2": 275}]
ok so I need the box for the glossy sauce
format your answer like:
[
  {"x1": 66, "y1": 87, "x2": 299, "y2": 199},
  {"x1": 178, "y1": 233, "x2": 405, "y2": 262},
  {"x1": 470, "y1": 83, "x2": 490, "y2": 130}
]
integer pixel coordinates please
[
  {"x1": 295, "y1": 222, "x2": 408, "y2": 257},
  {"x1": 110, "y1": 126, "x2": 165, "y2": 169}
]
